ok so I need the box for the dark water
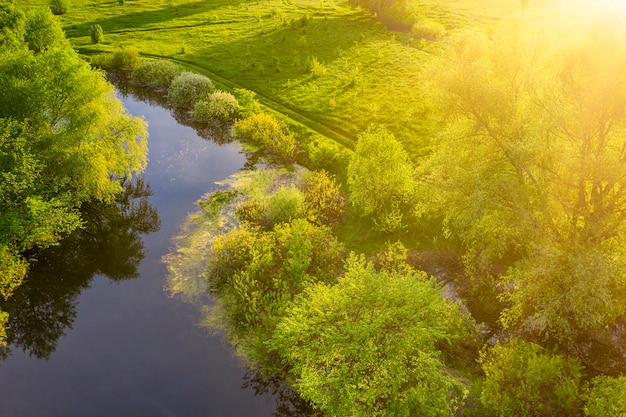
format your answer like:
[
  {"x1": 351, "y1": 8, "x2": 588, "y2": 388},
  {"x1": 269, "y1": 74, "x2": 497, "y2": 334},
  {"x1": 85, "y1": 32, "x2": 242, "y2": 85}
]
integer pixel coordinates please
[{"x1": 0, "y1": 94, "x2": 278, "y2": 416}]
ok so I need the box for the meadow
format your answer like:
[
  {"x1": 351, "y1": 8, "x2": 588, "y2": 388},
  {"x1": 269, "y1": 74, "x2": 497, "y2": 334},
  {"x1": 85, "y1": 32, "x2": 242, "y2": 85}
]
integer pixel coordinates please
[{"x1": 22, "y1": 0, "x2": 546, "y2": 159}]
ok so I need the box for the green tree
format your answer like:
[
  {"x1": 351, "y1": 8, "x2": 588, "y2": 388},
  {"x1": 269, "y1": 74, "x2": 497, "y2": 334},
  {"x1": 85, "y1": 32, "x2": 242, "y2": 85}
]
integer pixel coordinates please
[
  {"x1": 23, "y1": 7, "x2": 66, "y2": 53},
  {"x1": 0, "y1": 1, "x2": 25, "y2": 51},
  {"x1": 0, "y1": 6, "x2": 147, "y2": 342},
  {"x1": 49, "y1": 0, "x2": 68, "y2": 15},
  {"x1": 205, "y1": 218, "x2": 345, "y2": 367},
  {"x1": 233, "y1": 112, "x2": 296, "y2": 159},
  {"x1": 271, "y1": 254, "x2": 469, "y2": 417},
  {"x1": 480, "y1": 339, "x2": 582, "y2": 416},
  {"x1": 168, "y1": 71, "x2": 215, "y2": 108},
  {"x1": 584, "y1": 375, "x2": 626, "y2": 417},
  {"x1": 421, "y1": 16, "x2": 626, "y2": 342},
  {"x1": 347, "y1": 125, "x2": 415, "y2": 229},
  {"x1": 90, "y1": 23, "x2": 103, "y2": 44}
]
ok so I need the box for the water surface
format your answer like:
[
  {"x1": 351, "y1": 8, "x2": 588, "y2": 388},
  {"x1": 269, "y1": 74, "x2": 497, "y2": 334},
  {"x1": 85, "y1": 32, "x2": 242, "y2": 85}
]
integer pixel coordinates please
[{"x1": 0, "y1": 93, "x2": 277, "y2": 417}]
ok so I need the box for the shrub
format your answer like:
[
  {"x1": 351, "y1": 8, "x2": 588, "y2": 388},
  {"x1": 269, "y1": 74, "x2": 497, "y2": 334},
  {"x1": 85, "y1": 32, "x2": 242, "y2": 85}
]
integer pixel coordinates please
[
  {"x1": 109, "y1": 47, "x2": 139, "y2": 71},
  {"x1": 90, "y1": 24, "x2": 103, "y2": 44},
  {"x1": 300, "y1": 170, "x2": 345, "y2": 225},
  {"x1": 233, "y1": 113, "x2": 296, "y2": 159},
  {"x1": 480, "y1": 339, "x2": 582, "y2": 416},
  {"x1": 308, "y1": 56, "x2": 327, "y2": 78},
  {"x1": 192, "y1": 91, "x2": 239, "y2": 123},
  {"x1": 233, "y1": 87, "x2": 262, "y2": 118},
  {"x1": 584, "y1": 376, "x2": 626, "y2": 417},
  {"x1": 168, "y1": 71, "x2": 215, "y2": 109},
  {"x1": 307, "y1": 138, "x2": 352, "y2": 177},
  {"x1": 24, "y1": 8, "x2": 67, "y2": 53},
  {"x1": 49, "y1": 0, "x2": 68, "y2": 15},
  {"x1": 265, "y1": 186, "x2": 306, "y2": 226},
  {"x1": 132, "y1": 59, "x2": 182, "y2": 90},
  {"x1": 411, "y1": 19, "x2": 446, "y2": 41}
]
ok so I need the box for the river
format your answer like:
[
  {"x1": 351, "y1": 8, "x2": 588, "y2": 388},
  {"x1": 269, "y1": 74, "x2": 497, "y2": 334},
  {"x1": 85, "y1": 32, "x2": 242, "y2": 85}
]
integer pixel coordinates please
[{"x1": 0, "y1": 91, "x2": 279, "y2": 416}]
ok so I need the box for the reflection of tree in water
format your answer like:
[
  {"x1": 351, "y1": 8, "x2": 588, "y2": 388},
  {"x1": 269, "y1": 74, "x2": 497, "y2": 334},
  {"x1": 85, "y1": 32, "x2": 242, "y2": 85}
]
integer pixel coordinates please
[
  {"x1": 0, "y1": 178, "x2": 160, "y2": 360},
  {"x1": 242, "y1": 372, "x2": 316, "y2": 417}
]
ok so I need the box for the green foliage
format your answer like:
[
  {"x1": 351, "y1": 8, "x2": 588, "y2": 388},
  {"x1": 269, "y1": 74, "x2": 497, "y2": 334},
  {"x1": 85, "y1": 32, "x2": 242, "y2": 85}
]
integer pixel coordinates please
[
  {"x1": 24, "y1": 7, "x2": 66, "y2": 53},
  {"x1": 374, "y1": 241, "x2": 414, "y2": 275},
  {"x1": 132, "y1": 59, "x2": 182, "y2": 90},
  {"x1": 205, "y1": 219, "x2": 346, "y2": 365},
  {"x1": 0, "y1": 18, "x2": 148, "y2": 315},
  {"x1": 111, "y1": 47, "x2": 139, "y2": 71},
  {"x1": 480, "y1": 339, "x2": 583, "y2": 417},
  {"x1": 0, "y1": 1, "x2": 25, "y2": 51},
  {"x1": 306, "y1": 137, "x2": 352, "y2": 177},
  {"x1": 411, "y1": 19, "x2": 446, "y2": 41},
  {"x1": 0, "y1": 308, "x2": 7, "y2": 346},
  {"x1": 584, "y1": 376, "x2": 626, "y2": 417},
  {"x1": 347, "y1": 125, "x2": 415, "y2": 222},
  {"x1": 90, "y1": 23, "x2": 103, "y2": 44},
  {"x1": 350, "y1": 0, "x2": 419, "y2": 31},
  {"x1": 422, "y1": 17, "x2": 626, "y2": 342},
  {"x1": 233, "y1": 88, "x2": 262, "y2": 119},
  {"x1": 192, "y1": 90, "x2": 239, "y2": 123},
  {"x1": 168, "y1": 71, "x2": 215, "y2": 109},
  {"x1": 300, "y1": 170, "x2": 345, "y2": 225},
  {"x1": 265, "y1": 186, "x2": 306, "y2": 226},
  {"x1": 233, "y1": 113, "x2": 296, "y2": 159},
  {"x1": 49, "y1": 0, "x2": 68, "y2": 15},
  {"x1": 271, "y1": 254, "x2": 469, "y2": 417},
  {"x1": 307, "y1": 56, "x2": 327, "y2": 78},
  {"x1": 0, "y1": 245, "x2": 27, "y2": 301}
]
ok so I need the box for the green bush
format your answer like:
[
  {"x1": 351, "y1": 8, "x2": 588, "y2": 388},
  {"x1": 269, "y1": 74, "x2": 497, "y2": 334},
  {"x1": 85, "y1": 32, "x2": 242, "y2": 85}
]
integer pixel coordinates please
[
  {"x1": 265, "y1": 186, "x2": 306, "y2": 226},
  {"x1": 584, "y1": 376, "x2": 626, "y2": 417},
  {"x1": 308, "y1": 56, "x2": 327, "y2": 78},
  {"x1": 480, "y1": 339, "x2": 583, "y2": 417},
  {"x1": 132, "y1": 59, "x2": 181, "y2": 90},
  {"x1": 300, "y1": 170, "x2": 345, "y2": 225},
  {"x1": 233, "y1": 88, "x2": 262, "y2": 118},
  {"x1": 306, "y1": 138, "x2": 352, "y2": 177},
  {"x1": 0, "y1": 245, "x2": 27, "y2": 301},
  {"x1": 90, "y1": 23, "x2": 103, "y2": 44},
  {"x1": 233, "y1": 113, "x2": 296, "y2": 159},
  {"x1": 168, "y1": 71, "x2": 215, "y2": 109},
  {"x1": 49, "y1": 0, "x2": 68, "y2": 15},
  {"x1": 110, "y1": 47, "x2": 139, "y2": 71},
  {"x1": 24, "y1": 8, "x2": 67, "y2": 53},
  {"x1": 192, "y1": 90, "x2": 239, "y2": 123},
  {"x1": 205, "y1": 219, "x2": 345, "y2": 366},
  {"x1": 411, "y1": 19, "x2": 446, "y2": 41},
  {"x1": 270, "y1": 255, "x2": 469, "y2": 417}
]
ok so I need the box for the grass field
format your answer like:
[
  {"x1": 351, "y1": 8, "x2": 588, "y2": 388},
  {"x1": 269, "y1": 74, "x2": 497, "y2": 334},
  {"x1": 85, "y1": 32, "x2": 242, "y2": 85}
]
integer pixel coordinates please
[{"x1": 18, "y1": 0, "x2": 548, "y2": 160}]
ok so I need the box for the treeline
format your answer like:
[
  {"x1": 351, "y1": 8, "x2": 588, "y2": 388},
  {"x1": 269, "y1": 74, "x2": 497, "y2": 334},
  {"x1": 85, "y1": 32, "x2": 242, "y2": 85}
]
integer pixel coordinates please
[
  {"x1": 166, "y1": 6, "x2": 626, "y2": 417},
  {"x1": 0, "y1": 1, "x2": 147, "y2": 343}
]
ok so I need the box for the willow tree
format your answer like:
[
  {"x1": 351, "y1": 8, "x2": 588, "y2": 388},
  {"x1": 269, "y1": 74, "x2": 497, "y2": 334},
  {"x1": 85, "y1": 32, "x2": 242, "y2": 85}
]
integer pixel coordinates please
[{"x1": 421, "y1": 11, "x2": 626, "y2": 342}]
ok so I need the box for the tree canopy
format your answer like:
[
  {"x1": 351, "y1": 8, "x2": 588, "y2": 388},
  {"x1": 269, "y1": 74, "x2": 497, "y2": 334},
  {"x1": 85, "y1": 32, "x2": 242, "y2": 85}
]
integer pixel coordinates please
[
  {"x1": 271, "y1": 254, "x2": 469, "y2": 417},
  {"x1": 420, "y1": 13, "x2": 626, "y2": 342}
]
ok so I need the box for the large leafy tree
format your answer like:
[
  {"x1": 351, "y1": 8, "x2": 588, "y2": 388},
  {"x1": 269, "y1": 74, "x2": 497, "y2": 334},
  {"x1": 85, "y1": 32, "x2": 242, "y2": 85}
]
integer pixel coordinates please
[
  {"x1": 421, "y1": 12, "x2": 626, "y2": 342},
  {"x1": 270, "y1": 255, "x2": 469, "y2": 417},
  {"x1": 0, "y1": 1, "x2": 147, "y2": 344},
  {"x1": 347, "y1": 125, "x2": 416, "y2": 230}
]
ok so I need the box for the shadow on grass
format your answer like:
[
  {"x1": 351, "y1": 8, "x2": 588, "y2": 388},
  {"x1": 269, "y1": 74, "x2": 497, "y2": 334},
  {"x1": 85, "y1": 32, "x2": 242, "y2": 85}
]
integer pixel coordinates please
[{"x1": 64, "y1": 0, "x2": 248, "y2": 38}]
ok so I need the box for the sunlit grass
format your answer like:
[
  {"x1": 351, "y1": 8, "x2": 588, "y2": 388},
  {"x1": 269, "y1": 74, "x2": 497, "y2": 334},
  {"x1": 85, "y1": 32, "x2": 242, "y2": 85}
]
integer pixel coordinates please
[{"x1": 22, "y1": 0, "x2": 559, "y2": 160}]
